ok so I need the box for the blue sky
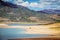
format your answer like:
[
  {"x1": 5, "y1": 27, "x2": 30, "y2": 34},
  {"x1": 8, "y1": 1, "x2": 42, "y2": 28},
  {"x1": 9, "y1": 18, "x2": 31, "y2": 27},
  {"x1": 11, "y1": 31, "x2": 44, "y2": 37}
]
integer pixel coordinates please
[{"x1": 3, "y1": 0, "x2": 60, "y2": 11}]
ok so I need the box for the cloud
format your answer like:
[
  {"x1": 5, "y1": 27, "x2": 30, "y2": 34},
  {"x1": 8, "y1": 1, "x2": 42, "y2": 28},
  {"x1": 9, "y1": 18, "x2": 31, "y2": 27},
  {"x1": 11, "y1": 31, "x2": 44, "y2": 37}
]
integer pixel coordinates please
[
  {"x1": 2, "y1": 0, "x2": 24, "y2": 4},
  {"x1": 13, "y1": 0, "x2": 24, "y2": 4},
  {"x1": 38, "y1": 0, "x2": 60, "y2": 9},
  {"x1": 19, "y1": 0, "x2": 60, "y2": 10},
  {"x1": 40, "y1": 0, "x2": 60, "y2": 5},
  {"x1": 29, "y1": 2, "x2": 38, "y2": 7},
  {"x1": 2, "y1": 0, "x2": 60, "y2": 10},
  {"x1": 40, "y1": 0, "x2": 58, "y2": 2},
  {"x1": 20, "y1": 2, "x2": 45, "y2": 8},
  {"x1": 20, "y1": 1, "x2": 29, "y2": 7},
  {"x1": 2, "y1": 0, "x2": 13, "y2": 2}
]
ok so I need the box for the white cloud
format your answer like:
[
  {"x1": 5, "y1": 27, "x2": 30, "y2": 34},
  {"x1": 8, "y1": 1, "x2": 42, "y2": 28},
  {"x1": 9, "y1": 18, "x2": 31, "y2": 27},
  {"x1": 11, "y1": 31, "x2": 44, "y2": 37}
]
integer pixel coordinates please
[
  {"x1": 2, "y1": 0, "x2": 13, "y2": 2},
  {"x1": 29, "y1": 2, "x2": 38, "y2": 7},
  {"x1": 14, "y1": 0, "x2": 24, "y2": 4},
  {"x1": 21, "y1": 2, "x2": 45, "y2": 8},
  {"x1": 40, "y1": 0, "x2": 58, "y2": 2},
  {"x1": 20, "y1": 1, "x2": 29, "y2": 7},
  {"x1": 3, "y1": 0, "x2": 23, "y2": 2},
  {"x1": 28, "y1": 2, "x2": 48, "y2": 8},
  {"x1": 20, "y1": 2, "x2": 45, "y2": 8},
  {"x1": 15, "y1": 0, "x2": 23, "y2": 3},
  {"x1": 13, "y1": 0, "x2": 60, "y2": 10}
]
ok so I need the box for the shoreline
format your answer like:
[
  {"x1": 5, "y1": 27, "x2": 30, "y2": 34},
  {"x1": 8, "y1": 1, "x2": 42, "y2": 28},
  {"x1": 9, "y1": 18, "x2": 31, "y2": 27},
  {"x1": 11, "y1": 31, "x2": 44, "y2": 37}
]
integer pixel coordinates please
[
  {"x1": 0, "y1": 23, "x2": 60, "y2": 35},
  {"x1": 9, "y1": 37, "x2": 60, "y2": 40}
]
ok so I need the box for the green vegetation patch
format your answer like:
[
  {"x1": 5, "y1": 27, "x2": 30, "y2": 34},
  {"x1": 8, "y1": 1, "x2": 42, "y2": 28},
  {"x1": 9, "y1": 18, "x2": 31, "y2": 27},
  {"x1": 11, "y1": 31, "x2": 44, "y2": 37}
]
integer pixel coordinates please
[{"x1": 56, "y1": 20, "x2": 60, "y2": 23}]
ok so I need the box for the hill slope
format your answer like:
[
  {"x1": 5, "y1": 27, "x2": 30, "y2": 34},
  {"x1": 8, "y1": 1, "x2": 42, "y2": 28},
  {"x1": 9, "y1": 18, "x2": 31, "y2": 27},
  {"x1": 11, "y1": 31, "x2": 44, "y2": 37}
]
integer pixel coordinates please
[{"x1": 0, "y1": 4, "x2": 60, "y2": 24}]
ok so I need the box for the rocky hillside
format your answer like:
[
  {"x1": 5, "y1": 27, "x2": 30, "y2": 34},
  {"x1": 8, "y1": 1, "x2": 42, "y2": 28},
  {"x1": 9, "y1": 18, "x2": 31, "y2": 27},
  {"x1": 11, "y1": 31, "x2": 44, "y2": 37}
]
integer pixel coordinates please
[{"x1": 0, "y1": 1, "x2": 60, "y2": 24}]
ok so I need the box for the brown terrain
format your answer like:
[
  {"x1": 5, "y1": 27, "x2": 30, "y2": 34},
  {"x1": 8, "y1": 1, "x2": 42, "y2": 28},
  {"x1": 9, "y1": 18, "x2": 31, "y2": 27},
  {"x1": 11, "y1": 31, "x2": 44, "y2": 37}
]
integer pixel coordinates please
[{"x1": 8, "y1": 37, "x2": 60, "y2": 40}]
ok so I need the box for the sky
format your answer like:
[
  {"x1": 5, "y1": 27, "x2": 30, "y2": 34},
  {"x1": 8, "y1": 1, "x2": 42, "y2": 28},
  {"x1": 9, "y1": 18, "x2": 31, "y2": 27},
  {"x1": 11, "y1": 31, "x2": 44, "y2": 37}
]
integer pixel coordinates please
[{"x1": 2, "y1": 0, "x2": 60, "y2": 11}]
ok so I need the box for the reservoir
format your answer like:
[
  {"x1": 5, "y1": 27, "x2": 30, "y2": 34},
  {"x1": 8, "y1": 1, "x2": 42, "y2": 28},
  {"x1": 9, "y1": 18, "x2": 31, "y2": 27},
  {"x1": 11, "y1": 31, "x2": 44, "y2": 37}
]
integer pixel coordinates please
[{"x1": 0, "y1": 28, "x2": 49, "y2": 40}]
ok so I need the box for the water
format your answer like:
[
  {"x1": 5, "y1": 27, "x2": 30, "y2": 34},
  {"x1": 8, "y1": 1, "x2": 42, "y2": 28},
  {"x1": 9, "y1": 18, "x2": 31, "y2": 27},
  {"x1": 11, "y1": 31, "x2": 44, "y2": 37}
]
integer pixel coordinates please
[
  {"x1": 0, "y1": 28, "x2": 49, "y2": 40},
  {"x1": 8, "y1": 24, "x2": 38, "y2": 26},
  {"x1": 0, "y1": 24, "x2": 49, "y2": 40}
]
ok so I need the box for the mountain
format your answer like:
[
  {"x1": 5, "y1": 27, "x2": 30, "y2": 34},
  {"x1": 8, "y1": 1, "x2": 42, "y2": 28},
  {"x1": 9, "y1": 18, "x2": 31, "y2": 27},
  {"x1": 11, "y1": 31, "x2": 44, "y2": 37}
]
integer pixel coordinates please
[
  {"x1": 39, "y1": 9, "x2": 60, "y2": 14},
  {"x1": 38, "y1": 9, "x2": 60, "y2": 21},
  {"x1": 0, "y1": 1, "x2": 60, "y2": 24},
  {"x1": 0, "y1": 0, "x2": 18, "y2": 8}
]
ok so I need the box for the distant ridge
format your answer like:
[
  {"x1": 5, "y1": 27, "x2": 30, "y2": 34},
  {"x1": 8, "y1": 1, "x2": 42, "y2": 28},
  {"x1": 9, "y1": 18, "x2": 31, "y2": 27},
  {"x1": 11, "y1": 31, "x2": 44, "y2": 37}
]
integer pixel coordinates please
[{"x1": 38, "y1": 9, "x2": 60, "y2": 14}]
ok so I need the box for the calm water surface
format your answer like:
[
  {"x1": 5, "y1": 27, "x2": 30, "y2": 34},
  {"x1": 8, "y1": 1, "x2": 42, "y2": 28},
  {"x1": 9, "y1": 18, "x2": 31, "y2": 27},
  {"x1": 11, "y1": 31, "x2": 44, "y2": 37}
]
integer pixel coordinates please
[
  {"x1": 0, "y1": 24, "x2": 49, "y2": 40},
  {"x1": 0, "y1": 28, "x2": 49, "y2": 40}
]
